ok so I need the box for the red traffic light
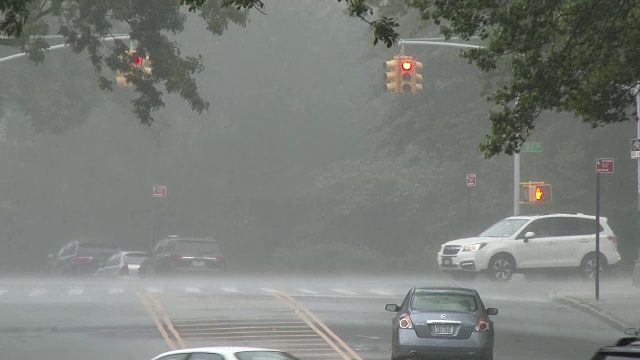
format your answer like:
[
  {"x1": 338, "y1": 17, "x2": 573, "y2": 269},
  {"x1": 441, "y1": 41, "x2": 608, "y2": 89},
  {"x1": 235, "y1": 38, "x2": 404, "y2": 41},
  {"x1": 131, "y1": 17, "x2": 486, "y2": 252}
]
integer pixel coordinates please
[{"x1": 401, "y1": 61, "x2": 412, "y2": 71}]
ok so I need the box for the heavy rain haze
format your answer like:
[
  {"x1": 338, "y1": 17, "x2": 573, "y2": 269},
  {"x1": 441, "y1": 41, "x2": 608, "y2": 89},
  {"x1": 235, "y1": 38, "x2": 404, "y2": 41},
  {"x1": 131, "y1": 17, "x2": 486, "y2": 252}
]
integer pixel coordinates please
[{"x1": 0, "y1": 0, "x2": 638, "y2": 276}]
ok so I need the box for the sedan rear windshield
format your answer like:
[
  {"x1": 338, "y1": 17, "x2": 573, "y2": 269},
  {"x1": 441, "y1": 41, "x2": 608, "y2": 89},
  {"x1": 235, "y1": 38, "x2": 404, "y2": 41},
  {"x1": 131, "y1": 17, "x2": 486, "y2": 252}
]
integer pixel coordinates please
[
  {"x1": 174, "y1": 240, "x2": 221, "y2": 256},
  {"x1": 411, "y1": 293, "x2": 478, "y2": 312},
  {"x1": 124, "y1": 254, "x2": 148, "y2": 265},
  {"x1": 77, "y1": 244, "x2": 120, "y2": 257}
]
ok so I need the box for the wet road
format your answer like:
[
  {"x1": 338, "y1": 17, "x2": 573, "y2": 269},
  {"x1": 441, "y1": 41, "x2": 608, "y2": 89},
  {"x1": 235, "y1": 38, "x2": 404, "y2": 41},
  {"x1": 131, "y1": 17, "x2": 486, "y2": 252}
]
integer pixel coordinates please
[{"x1": 0, "y1": 274, "x2": 625, "y2": 360}]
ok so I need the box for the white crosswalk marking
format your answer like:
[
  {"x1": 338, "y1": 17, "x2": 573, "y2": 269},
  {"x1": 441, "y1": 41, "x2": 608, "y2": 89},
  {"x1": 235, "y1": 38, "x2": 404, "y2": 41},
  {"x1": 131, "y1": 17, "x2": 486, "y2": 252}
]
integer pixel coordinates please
[
  {"x1": 28, "y1": 289, "x2": 46, "y2": 297},
  {"x1": 297, "y1": 288, "x2": 319, "y2": 294},
  {"x1": 68, "y1": 289, "x2": 84, "y2": 296},
  {"x1": 221, "y1": 287, "x2": 239, "y2": 293},
  {"x1": 145, "y1": 287, "x2": 163, "y2": 293},
  {"x1": 332, "y1": 288, "x2": 357, "y2": 296},
  {"x1": 370, "y1": 289, "x2": 395, "y2": 296},
  {"x1": 109, "y1": 288, "x2": 125, "y2": 295},
  {"x1": 185, "y1": 287, "x2": 201, "y2": 293}
]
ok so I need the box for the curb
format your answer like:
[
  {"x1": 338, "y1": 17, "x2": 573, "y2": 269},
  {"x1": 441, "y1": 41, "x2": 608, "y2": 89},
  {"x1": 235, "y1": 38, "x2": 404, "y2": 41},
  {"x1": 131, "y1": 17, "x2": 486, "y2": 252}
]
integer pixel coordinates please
[{"x1": 550, "y1": 291, "x2": 630, "y2": 332}]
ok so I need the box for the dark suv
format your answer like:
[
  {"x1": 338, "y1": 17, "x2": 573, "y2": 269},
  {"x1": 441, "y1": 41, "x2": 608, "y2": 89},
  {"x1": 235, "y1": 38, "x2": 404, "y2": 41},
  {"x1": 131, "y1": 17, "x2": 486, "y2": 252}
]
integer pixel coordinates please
[
  {"x1": 591, "y1": 335, "x2": 640, "y2": 359},
  {"x1": 139, "y1": 236, "x2": 226, "y2": 276},
  {"x1": 49, "y1": 241, "x2": 121, "y2": 275}
]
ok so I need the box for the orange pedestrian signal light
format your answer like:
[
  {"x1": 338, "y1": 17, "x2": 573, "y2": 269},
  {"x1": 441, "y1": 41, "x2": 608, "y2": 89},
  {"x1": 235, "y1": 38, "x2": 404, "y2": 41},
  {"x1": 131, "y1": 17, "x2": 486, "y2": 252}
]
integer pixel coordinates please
[
  {"x1": 522, "y1": 183, "x2": 552, "y2": 204},
  {"x1": 535, "y1": 186, "x2": 544, "y2": 201}
]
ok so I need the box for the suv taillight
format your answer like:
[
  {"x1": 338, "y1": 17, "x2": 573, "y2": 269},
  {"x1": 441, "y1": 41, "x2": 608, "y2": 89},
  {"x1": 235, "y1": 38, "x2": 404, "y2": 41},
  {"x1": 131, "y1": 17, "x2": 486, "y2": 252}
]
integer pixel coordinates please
[
  {"x1": 399, "y1": 315, "x2": 413, "y2": 329},
  {"x1": 71, "y1": 256, "x2": 92, "y2": 264},
  {"x1": 475, "y1": 318, "x2": 489, "y2": 332},
  {"x1": 607, "y1": 236, "x2": 618, "y2": 249}
]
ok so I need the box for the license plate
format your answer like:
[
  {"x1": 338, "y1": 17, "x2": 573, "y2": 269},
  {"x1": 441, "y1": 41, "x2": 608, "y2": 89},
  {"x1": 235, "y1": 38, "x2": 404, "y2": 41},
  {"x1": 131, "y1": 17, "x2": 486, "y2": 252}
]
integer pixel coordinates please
[
  {"x1": 434, "y1": 324, "x2": 454, "y2": 335},
  {"x1": 192, "y1": 260, "x2": 205, "y2": 266}
]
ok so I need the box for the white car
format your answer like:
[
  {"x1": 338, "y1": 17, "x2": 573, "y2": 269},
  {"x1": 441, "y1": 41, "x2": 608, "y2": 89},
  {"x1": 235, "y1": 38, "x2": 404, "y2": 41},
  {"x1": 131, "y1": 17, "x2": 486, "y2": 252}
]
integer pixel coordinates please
[
  {"x1": 94, "y1": 251, "x2": 148, "y2": 278},
  {"x1": 150, "y1": 347, "x2": 301, "y2": 360},
  {"x1": 437, "y1": 213, "x2": 622, "y2": 281}
]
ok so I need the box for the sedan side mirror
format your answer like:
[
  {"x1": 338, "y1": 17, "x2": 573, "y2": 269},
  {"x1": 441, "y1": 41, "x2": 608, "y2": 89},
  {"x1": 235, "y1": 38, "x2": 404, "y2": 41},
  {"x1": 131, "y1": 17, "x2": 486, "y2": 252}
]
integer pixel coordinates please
[
  {"x1": 385, "y1": 304, "x2": 400, "y2": 312},
  {"x1": 486, "y1": 307, "x2": 498, "y2": 316}
]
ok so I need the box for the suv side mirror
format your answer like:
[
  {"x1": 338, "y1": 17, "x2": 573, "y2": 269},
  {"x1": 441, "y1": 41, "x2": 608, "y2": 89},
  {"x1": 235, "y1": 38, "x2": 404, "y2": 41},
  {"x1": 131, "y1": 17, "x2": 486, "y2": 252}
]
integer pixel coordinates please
[
  {"x1": 523, "y1": 231, "x2": 535, "y2": 243},
  {"x1": 385, "y1": 304, "x2": 400, "y2": 312}
]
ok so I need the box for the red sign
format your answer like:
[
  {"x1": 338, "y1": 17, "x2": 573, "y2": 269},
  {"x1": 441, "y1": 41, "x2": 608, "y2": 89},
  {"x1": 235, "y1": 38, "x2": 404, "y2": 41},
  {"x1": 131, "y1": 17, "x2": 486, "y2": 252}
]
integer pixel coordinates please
[
  {"x1": 466, "y1": 173, "x2": 477, "y2": 187},
  {"x1": 596, "y1": 158, "x2": 614, "y2": 174},
  {"x1": 153, "y1": 185, "x2": 167, "y2": 198}
]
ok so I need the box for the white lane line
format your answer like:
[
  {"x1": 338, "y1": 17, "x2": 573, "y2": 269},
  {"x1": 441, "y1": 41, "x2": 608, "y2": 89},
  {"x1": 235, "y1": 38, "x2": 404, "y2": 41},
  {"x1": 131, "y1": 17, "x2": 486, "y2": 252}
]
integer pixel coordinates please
[
  {"x1": 370, "y1": 289, "x2": 395, "y2": 296},
  {"x1": 297, "y1": 288, "x2": 319, "y2": 294},
  {"x1": 109, "y1": 288, "x2": 125, "y2": 295},
  {"x1": 221, "y1": 287, "x2": 239, "y2": 293},
  {"x1": 185, "y1": 287, "x2": 201, "y2": 293},
  {"x1": 332, "y1": 288, "x2": 357, "y2": 296},
  {"x1": 28, "y1": 289, "x2": 47, "y2": 297},
  {"x1": 68, "y1": 289, "x2": 84, "y2": 296},
  {"x1": 145, "y1": 287, "x2": 163, "y2": 293},
  {"x1": 260, "y1": 288, "x2": 278, "y2": 293}
]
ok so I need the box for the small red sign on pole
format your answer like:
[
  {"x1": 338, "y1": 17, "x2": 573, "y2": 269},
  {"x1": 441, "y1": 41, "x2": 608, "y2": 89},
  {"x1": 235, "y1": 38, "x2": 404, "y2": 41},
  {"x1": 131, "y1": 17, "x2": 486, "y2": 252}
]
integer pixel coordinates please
[
  {"x1": 596, "y1": 158, "x2": 614, "y2": 174},
  {"x1": 153, "y1": 185, "x2": 167, "y2": 198},
  {"x1": 466, "y1": 173, "x2": 477, "y2": 187}
]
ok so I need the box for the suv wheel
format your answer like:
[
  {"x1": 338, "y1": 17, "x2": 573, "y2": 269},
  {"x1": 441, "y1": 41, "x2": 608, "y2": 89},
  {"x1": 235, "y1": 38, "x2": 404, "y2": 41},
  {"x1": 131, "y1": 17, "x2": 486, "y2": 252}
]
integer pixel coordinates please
[
  {"x1": 581, "y1": 253, "x2": 606, "y2": 280},
  {"x1": 488, "y1": 255, "x2": 514, "y2": 281}
]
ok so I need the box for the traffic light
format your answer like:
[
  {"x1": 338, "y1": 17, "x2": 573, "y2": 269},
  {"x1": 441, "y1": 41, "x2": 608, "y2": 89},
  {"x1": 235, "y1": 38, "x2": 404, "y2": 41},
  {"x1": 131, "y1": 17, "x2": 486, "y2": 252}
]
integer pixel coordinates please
[
  {"x1": 520, "y1": 182, "x2": 552, "y2": 204},
  {"x1": 116, "y1": 50, "x2": 152, "y2": 87},
  {"x1": 398, "y1": 56, "x2": 423, "y2": 94},
  {"x1": 384, "y1": 57, "x2": 400, "y2": 93}
]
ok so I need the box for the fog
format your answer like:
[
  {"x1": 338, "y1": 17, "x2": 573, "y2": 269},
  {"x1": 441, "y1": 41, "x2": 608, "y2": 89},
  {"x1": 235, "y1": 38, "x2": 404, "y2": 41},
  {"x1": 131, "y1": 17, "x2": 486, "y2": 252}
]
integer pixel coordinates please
[{"x1": 0, "y1": 0, "x2": 637, "y2": 275}]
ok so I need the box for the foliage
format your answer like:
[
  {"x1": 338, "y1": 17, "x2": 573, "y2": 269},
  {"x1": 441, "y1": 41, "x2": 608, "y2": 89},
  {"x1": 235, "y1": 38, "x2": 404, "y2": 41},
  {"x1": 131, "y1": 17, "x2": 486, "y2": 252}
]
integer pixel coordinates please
[{"x1": 341, "y1": 0, "x2": 640, "y2": 158}]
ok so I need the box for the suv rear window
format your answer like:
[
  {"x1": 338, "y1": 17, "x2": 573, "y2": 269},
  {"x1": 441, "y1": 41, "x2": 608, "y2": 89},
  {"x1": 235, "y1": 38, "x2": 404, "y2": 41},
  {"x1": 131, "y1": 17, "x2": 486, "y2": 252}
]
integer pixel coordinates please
[
  {"x1": 411, "y1": 293, "x2": 478, "y2": 312},
  {"x1": 77, "y1": 243, "x2": 120, "y2": 257},
  {"x1": 174, "y1": 240, "x2": 221, "y2": 256}
]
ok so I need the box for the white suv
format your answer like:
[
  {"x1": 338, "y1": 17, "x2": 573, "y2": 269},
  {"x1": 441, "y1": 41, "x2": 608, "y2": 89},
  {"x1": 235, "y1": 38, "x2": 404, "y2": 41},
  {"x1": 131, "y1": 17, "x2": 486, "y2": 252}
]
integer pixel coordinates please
[{"x1": 437, "y1": 213, "x2": 622, "y2": 281}]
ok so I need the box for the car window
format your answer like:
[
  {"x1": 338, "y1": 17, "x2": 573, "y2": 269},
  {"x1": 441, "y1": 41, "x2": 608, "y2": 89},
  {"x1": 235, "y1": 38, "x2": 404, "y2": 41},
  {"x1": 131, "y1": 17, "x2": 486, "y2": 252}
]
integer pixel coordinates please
[
  {"x1": 153, "y1": 240, "x2": 166, "y2": 254},
  {"x1": 235, "y1": 351, "x2": 301, "y2": 360},
  {"x1": 106, "y1": 254, "x2": 121, "y2": 266},
  {"x1": 411, "y1": 293, "x2": 478, "y2": 312},
  {"x1": 518, "y1": 218, "x2": 556, "y2": 238},
  {"x1": 187, "y1": 353, "x2": 224, "y2": 360},
  {"x1": 124, "y1": 254, "x2": 148, "y2": 265},
  {"x1": 174, "y1": 240, "x2": 221, "y2": 255},
  {"x1": 156, "y1": 355, "x2": 188, "y2": 360},
  {"x1": 479, "y1": 218, "x2": 529, "y2": 237},
  {"x1": 76, "y1": 243, "x2": 120, "y2": 257}
]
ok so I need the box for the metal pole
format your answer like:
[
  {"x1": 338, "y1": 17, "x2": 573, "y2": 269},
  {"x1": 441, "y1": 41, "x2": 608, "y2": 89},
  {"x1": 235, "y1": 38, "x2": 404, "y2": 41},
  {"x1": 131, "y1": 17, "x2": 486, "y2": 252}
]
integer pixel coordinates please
[
  {"x1": 636, "y1": 89, "x2": 640, "y2": 211},
  {"x1": 514, "y1": 153, "x2": 520, "y2": 216},
  {"x1": 595, "y1": 172, "x2": 601, "y2": 300}
]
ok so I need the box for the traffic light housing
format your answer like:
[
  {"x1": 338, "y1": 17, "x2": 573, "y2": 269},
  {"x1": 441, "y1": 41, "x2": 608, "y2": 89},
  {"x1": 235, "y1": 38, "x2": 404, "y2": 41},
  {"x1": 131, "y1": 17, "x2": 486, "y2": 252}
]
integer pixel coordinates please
[
  {"x1": 520, "y1": 182, "x2": 552, "y2": 204},
  {"x1": 384, "y1": 55, "x2": 423, "y2": 94},
  {"x1": 384, "y1": 58, "x2": 400, "y2": 93},
  {"x1": 116, "y1": 50, "x2": 152, "y2": 87}
]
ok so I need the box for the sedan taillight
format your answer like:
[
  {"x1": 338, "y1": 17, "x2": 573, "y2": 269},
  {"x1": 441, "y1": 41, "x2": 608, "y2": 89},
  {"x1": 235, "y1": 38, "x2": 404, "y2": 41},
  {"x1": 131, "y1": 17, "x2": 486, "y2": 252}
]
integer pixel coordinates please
[
  {"x1": 399, "y1": 315, "x2": 413, "y2": 329},
  {"x1": 475, "y1": 318, "x2": 489, "y2": 332},
  {"x1": 71, "y1": 256, "x2": 92, "y2": 264}
]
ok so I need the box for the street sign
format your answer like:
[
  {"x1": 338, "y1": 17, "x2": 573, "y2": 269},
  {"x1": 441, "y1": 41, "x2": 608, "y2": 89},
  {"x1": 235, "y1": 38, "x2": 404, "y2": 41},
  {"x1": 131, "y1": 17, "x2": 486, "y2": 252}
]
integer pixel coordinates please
[
  {"x1": 153, "y1": 185, "x2": 167, "y2": 198},
  {"x1": 596, "y1": 158, "x2": 614, "y2": 174},
  {"x1": 631, "y1": 138, "x2": 640, "y2": 159},
  {"x1": 521, "y1": 142, "x2": 543, "y2": 153},
  {"x1": 466, "y1": 173, "x2": 477, "y2": 187}
]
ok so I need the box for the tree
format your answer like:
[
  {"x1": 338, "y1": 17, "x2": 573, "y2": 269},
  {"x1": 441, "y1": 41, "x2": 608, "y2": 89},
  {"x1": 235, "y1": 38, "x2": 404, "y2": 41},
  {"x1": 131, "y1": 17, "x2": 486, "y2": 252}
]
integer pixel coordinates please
[{"x1": 340, "y1": 0, "x2": 640, "y2": 158}]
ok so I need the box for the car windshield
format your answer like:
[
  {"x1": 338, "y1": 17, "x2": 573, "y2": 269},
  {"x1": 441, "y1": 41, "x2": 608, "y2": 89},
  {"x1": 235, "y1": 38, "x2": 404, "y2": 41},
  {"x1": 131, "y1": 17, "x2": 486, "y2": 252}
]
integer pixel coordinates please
[
  {"x1": 411, "y1": 293, "x2": 478, "y2": 312},
  {"x1": 123, "y1": 254, "x2": 147, "y2": 265},
  {"x1": 76, "y1": 243, "x2": 120, "y2": 257},
  {"x1": 479, "y1": 218, "x2": 529, "y2": 237},
  {"x1": 235, "y1": 351, "x2": 301, "y2": 360},
  {"x1": 174, "y1": 240, "x2": 221, "y2": 256}
]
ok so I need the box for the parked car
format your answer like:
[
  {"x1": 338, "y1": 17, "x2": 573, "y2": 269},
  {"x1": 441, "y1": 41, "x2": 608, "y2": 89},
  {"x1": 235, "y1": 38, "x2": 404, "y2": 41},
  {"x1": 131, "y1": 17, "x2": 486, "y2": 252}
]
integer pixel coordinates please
[
  {"x1": 95, "y1": 251, "x2": 148, "y2": 278},
  {"x1": 150, "y1": 347, "x2": 301, "y2": 360},
  {"x1": 591, "y1": 332, "x2": 640, "y2": 359},
  {"x1": 437, "y1": 213, "x2": 622, "y2": 281},
  {"x1": 385, "y1": 287, "x2": 498, "y2": 360},
  {"x1": 49, "y1": 241, "x2": 121, "y2": 275},
  {"x1": 139, "y1": 235, "x2": 225, "y2": 277}
]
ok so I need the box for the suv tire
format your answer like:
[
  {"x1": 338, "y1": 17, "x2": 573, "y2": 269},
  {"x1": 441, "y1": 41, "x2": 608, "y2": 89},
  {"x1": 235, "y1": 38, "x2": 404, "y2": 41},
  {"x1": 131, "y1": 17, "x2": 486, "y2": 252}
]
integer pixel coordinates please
[
  {"x1": 580, "y1": 253, "x2": 606, "y2": 280},
  {"x1": 488, "y1": 255, "x2": 515, "y2": 282}
]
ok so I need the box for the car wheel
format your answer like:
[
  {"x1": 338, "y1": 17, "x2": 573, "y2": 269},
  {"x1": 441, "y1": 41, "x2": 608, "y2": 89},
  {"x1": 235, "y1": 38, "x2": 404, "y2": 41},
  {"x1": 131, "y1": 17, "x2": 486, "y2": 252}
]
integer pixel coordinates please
[
  {"x1": 581, "y1": 253, "x2": 606, "y2": 280},
  {"x1": 488, "y1": 255, "x2": 514, "y2": 282}
]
